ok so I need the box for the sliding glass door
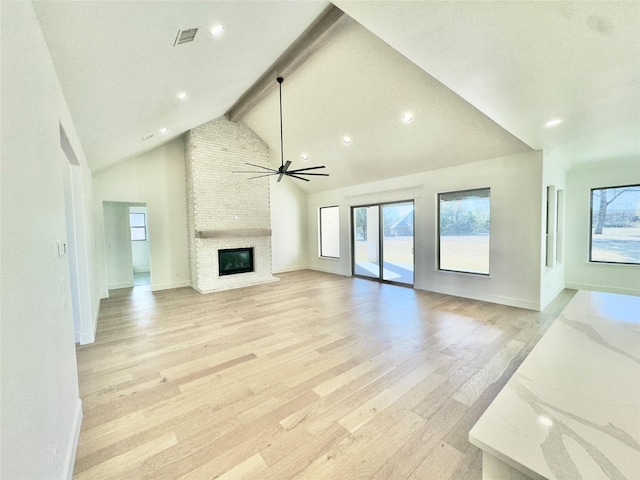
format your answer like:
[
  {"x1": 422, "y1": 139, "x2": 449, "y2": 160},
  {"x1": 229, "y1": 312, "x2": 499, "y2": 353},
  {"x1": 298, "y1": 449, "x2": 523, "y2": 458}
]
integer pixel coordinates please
[
  {"x1": 352, "y1": 201, "x2": 414, "y2": 286},
  {"x1": 382, "y1": 202, "x2": 414, "y2": 284},
  {"x1": 352, "y1": 205, "x2": 380, "y2": 279}
]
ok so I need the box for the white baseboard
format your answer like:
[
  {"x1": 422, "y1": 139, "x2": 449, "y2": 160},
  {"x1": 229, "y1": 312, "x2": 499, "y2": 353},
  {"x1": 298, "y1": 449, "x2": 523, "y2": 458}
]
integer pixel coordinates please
[
  {"x1": 79, "y1": 330, "x2": 94, "y2": 345},
  {"x1": 273, "y1": 264, "x2": 310, "y2": 274},
  {"x1": 418, "y1": 284, "x2": 541, "y2": 311},
  {"x1": 307, "y1": 267, "x2": 540, "y2": 309},
  {"x1": 151, "y1": 280, "x2": 191, "y2": 292},
  {"x1": 540, "y1": 284, "x2": 567, "y2": 311},
  {"x1": 309, "y1": 265, "x2": 350, "y2": 276},
  {"x1": 108, "y1": 281, "x2": 134, "y2": 290},
  {"x1": 62, "y1": 398, "x2": 82, "y2": 479},
  {"x1": 565, "y1": 282, "x2": 640, "y2": 297},
  {"x1": 79, "y1": 304, "x2": 99, "y2": 345}
]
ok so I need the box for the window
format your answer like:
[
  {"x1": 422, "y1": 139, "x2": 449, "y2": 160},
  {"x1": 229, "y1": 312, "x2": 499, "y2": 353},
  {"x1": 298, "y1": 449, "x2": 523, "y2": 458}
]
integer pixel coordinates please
[
  {"x1": 438, "y1": 188, "x2": 490, "y2": 275},
  {"x1": 589, "y1": 184, "x2": 640, "y2": 265},
  {"x1": 319, "y1": 206, "x2": 340, "y2": 258},
  {"x1": 129, "y1": 213, "x2": 147, "y2": 241}
]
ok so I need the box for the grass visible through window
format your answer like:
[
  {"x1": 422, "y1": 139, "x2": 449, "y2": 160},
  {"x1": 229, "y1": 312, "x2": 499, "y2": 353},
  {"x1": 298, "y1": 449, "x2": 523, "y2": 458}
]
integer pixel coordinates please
[{"x1": 439, "y1": 188, "x2": 490, "y2": 275}]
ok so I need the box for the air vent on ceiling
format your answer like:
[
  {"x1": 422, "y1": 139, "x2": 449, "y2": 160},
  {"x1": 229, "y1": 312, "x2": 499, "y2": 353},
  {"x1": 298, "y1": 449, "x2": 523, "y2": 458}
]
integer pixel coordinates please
[
  {"x1": 142, "y1": 133, "x2": 154, "y2": 142},
  {"x1": 174, "y1": 28, "x2": 198, "y2": 46}
]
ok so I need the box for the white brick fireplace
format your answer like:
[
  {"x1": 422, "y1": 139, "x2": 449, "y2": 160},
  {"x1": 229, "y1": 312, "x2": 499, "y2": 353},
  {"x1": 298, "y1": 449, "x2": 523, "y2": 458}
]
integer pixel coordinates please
[{"x1": 185, "y1": 116, "x2": 278, "y2": 293}]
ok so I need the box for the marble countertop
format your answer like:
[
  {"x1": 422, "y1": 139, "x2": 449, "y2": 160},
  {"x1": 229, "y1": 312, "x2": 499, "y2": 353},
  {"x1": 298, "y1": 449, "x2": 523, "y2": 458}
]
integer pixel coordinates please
[{"x1": 469, "y1": 290, "x2": 640, "y2": 480}]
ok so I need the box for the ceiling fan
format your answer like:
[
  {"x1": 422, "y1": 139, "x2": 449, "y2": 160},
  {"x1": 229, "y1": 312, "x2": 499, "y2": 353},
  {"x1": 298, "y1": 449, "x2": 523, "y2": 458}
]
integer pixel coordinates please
[{"x1": 234, "y1": 77, "x2": 329, "y2": 182}]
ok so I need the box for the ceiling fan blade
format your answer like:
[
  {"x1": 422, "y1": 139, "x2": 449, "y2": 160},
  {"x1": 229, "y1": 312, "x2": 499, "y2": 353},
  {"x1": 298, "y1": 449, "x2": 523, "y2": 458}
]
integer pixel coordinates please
[
  {"x1": 247, "y1": 173, "x2": 278, "y2": 179},
  {"x1": 287, "y1": 165, "x2": 326, "y2": 173},
  {"x1": 236, "y1": 78, "x2": 329, "y2": 183},
  {"x1": 286, "y1": 173, "x2": 310, "y2": 182},
  {"x1": 288, "y1": 172, "x2": 329, "y2": 177},
  {"x1": 245, "y1": 162, "x2": 279, "y2": 173}
]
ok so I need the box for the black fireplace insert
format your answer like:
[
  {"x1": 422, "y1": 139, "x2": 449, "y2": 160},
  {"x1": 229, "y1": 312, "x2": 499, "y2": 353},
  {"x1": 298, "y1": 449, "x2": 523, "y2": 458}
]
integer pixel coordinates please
[{"x1": 218, "y1": 247, "x2": 254, "y2": 276}]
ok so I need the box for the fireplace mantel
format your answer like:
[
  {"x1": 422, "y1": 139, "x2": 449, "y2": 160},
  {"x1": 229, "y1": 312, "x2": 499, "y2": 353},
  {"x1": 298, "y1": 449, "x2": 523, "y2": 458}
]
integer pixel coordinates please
[{"x1": 195, "y1": 229, "x2": 272, "y2": 239}]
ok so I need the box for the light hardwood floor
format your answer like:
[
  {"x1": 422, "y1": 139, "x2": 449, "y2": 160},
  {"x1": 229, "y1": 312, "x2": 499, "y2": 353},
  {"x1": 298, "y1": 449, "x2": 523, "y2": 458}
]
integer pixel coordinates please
[{"x1": 74, "y1": 270, "x2": 575, "y2": 479}]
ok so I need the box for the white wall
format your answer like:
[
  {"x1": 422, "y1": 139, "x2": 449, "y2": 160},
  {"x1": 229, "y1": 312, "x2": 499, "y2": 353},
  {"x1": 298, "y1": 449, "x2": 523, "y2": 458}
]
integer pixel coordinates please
[
  {"x1": 103, "y1": 202, "x2": 134, "y2": 289},
  {"x1": 565, "y1": 157, "x2": 640, "y2": 295},
  {"x1": 270, "y1": 176, "x2": 309, "y2": 273},
  {"x1": 130, "y1": 205, "x2": 151, "y2": 273},
  {"x1": 93, "y1": 138, "x2": 190, "y2": 296},
  {"x1": 540, "y1": 151, "x2": 569, "y2": 308},
  {"x1": 75, "y1": 144, "x2": 101, "y2": 344},
  {"x1": 307, "y1": 151, "x2": 544, "y2": 310},
  {"x1": 1, "y1": 1, "x2": 92, "y2": 476}
]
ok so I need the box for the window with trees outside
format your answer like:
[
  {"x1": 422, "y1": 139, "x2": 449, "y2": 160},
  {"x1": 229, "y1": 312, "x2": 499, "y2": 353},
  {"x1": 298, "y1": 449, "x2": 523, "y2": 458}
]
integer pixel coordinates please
[
  {"x1": 319, "y1": 206, "x2": 340, "y2": 258},
  {"x1": 589, "y1": 184, "x2": 640, "y2": 265},
  {"x1": 438, "y1": 188, "x2": 490, "y2": 275}
]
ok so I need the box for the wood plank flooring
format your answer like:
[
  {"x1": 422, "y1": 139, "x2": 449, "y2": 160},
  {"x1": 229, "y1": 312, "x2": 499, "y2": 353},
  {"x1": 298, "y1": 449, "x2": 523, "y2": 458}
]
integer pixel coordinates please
[{"x1": 73, "y1": 270, "x2": 575, "y2": 479}]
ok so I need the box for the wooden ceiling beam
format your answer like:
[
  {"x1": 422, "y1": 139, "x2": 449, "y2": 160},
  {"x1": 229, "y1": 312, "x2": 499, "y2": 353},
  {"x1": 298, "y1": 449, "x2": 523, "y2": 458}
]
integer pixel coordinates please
[{"x1": 226, "y1": 5, "x2": 351, "y2": 123}]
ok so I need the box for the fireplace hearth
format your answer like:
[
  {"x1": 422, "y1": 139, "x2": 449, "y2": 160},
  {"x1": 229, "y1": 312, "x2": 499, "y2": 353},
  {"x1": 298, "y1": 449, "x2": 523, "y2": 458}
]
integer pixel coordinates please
[{"x1": 218, "y1": 248, "x2": 254, "y2": 276}]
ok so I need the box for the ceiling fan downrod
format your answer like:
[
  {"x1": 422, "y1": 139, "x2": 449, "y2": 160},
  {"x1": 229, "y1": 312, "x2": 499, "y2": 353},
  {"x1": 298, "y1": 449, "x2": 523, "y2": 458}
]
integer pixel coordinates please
[{"x1": 232, "y1": 76, "x2": 329, "y2": 183}]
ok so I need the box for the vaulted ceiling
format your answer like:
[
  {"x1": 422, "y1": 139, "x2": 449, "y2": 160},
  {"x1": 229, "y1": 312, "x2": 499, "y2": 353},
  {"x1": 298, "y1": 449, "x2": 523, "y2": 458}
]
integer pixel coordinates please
[{"x1": 34, "y1": 1, "x2": 639, "y2": 193}]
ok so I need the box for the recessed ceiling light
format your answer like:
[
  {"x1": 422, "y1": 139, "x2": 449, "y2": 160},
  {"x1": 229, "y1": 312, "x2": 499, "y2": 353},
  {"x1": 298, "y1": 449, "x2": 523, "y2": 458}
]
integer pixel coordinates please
[
  {"x1": 177, "y1": 92, "x2": 189, "y2": 101},
  {"x1": 402, "y1": 112, "x2": 413, "y2": 123},
  {"x1": 342, "y1": 136, "x2": 351, "y2": 145},
  {"x1": 209, "y1": 24, "x2": 224, "y2": 37},
  {"x1": 160, "y1": 127, "x2": 169, "y2": 134},
  {"x1": 544, "y1": 119, "x2": 562, "y2": 127},
  {"x1": 302, "y1": 154, "x2": 309, "y2": 161}
]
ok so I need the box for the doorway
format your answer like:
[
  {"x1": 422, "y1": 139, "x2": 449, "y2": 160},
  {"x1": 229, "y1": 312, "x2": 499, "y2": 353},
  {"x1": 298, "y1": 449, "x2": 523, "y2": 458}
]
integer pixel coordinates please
[
  {"x1": 103, "y1": 201, "x2": 151, "y2": 290},
  {"x1": 351, "y1": 201, "x2": 414, "y2": 286},
  {"x1": 129, "y1": 205, "x2": 151, "y2": 286}
]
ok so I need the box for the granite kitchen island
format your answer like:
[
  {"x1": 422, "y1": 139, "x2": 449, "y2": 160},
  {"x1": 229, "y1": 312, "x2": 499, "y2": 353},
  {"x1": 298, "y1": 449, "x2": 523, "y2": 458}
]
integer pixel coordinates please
[{"x1": 470, "y1": 290, "x2": 640, "y2": 480}]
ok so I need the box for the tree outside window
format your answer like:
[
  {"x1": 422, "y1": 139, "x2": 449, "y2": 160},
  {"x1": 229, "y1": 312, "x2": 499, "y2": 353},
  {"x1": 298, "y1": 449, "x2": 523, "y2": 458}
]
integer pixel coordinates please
[
  {"x1": 590, "y1": 185, "x2": 640, "y2": 264},
  {"x1": 438, "y1": 188, "x2": 490, "y2": 275}
]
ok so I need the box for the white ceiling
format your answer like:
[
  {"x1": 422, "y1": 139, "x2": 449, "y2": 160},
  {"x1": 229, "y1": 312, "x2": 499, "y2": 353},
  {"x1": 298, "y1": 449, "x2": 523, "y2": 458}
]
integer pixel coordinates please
[
  {"x1": 33, "y1": 1, "x2": 330, "y2": 174},
  {"x1": 242, "y1": 20, "x2": 531, "y2": 192},
  {"x1": 335, "y1": 0, "x2": 640, "y2": 165},
  {"x1": 33, "y1": 1, "x2": 639, "y2": 193}
]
